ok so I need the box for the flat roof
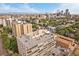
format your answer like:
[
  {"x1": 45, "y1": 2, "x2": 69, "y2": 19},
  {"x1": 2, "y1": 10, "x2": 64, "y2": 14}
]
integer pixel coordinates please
[{"x1": 18, "y1": 29, "x2": 54, "y2": 49}]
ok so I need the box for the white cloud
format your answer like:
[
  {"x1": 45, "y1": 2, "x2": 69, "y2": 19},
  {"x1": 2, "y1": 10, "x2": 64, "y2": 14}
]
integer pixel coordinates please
[
  {"x1": 19, "y1": 4, "x2": 41, "y2": 13},
  {"x1": 0, "y1": 4, "x2": 19, "y2": 13},
  {"x1": 0, "y1": 3, "x2": 79, "y2": 14},
  {"x1": 0, "y1": 4, "x2": 41, "y2": 13}
]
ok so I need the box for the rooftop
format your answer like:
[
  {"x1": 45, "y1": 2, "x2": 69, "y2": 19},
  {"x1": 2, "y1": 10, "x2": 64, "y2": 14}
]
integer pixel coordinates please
[
  {"x1": 57, "y1": 34, "x2": 75, "y2": 42},
  {"x1": 18, "y1": 29, "x2": 54, "y2": 49}
]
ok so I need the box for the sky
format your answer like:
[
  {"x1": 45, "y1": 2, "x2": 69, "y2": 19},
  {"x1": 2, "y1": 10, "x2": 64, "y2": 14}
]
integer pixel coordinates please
[{"x1": 0, "y1": 3, "x2": 79, "y2": 14}]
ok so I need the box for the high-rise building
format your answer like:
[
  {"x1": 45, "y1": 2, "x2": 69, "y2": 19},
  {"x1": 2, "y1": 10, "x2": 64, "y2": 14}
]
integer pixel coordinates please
[
  {"x1": 12, "y1": 21, "x2": 32, "y2": 37},
  {"x1": 60, "y1": 10, "x2": 64, "y2": 15},
  {"x1": 64, "y1": 9, "x2": 70, "y2": 16}
]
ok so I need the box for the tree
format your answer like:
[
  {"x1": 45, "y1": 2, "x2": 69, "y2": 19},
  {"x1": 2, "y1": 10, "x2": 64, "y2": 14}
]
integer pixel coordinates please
[
  {"x1": 75, "y1": 31, "x2": 79, "y2": 41},
  {"x1": 9, "y1": 37, "x2": 18, "y2": 53},
  {"x1": 1, "y1": 32, "x2": 18, "y2": 53},
  {"x1": 72, "y1": 22, "x2": 79, "y2": 29},
  {"x1": 1, "y1": 32, "x2": 10, "y2": 49},
  {"x1": 56, "y1": 28, "x2": 65, "y2": 35},
  {"x1": 32, "y1": 24, "x2": 39, "y2": 30},
  {"x1": 0, "y1": 24, "x2": 3, "y2": 28},
  {"x1": 56, "y1": 27, "x2": 70, "y2": 36},
  {"x1": 67, "y1": 27, "x2": 74, "y2": 33},
  {"x1": 3, "y1": 26, "x2": 12, "y2": 34}
]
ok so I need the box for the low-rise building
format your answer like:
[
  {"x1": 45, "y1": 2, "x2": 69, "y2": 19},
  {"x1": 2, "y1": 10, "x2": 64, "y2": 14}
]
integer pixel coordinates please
[
  {"x1": 47, "y1": 26, "x2": 56, "y2": 33},
  {"x1": 56, "y1": 34, "x2": 77, "y2": 51}
]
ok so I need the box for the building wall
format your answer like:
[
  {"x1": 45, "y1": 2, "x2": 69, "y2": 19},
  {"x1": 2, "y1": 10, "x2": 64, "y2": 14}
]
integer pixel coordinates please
[
  {"x1": 23, "y1": 24, "x2": 28, "y2": 35},
  {"x1": 27, "y1": 24, "x2": 32, "y2": 33},
  {"x1": 3, "y1": 19, "x2": 7, "y2": 27},
  {"x1": 16, "y1": 24, "x2": 22, "y2": 37},
  {"x1": 17, "y1": 39, "x2": 27, "y2": 56},
  {"x1": 12, "y1": 22, "x2": 32, "y2": 37}
]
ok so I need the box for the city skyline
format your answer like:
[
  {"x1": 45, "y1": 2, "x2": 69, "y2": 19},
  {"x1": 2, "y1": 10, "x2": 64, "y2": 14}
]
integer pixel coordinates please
[
  {"x1": 0, "y1": 3, "x2": 79, "y2": 56},
  {"x1": 0, "y1": 3, "x2": 79, "y2": 14}
]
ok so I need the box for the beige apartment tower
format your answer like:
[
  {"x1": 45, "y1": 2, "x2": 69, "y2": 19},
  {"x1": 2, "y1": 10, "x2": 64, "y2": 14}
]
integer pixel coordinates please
[{"x1": 12, "y1": 21, "x2": 32, "y2": 37}]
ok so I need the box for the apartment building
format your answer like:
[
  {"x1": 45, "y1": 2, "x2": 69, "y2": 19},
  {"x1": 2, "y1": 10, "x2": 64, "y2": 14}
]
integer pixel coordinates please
[
  {"x1": 12, "y1": 21, "x2": 32, "y2": 37},
  {"x1": 17, "y1": 29, "x2": 56, "y2": 56}
]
